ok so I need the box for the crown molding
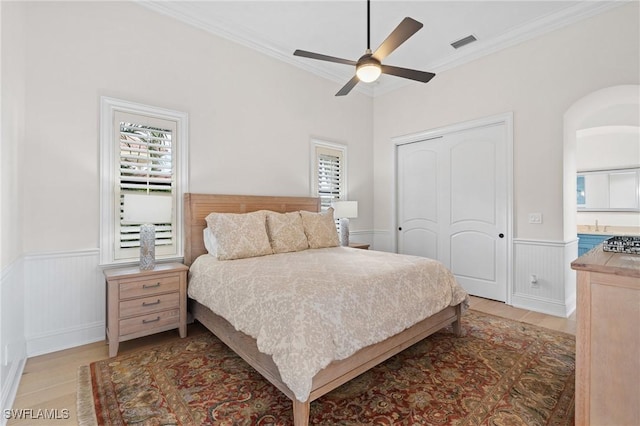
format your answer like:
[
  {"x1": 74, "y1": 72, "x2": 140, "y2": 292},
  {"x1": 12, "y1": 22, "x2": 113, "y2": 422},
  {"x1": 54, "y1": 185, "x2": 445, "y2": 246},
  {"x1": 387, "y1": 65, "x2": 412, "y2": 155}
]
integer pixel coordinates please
[
  {"x1": 137, "y1": 1, "x2": 627, "y2": 98},
  {"x1": 137, "y1": 1, "x2": 374, "y2": 97}
]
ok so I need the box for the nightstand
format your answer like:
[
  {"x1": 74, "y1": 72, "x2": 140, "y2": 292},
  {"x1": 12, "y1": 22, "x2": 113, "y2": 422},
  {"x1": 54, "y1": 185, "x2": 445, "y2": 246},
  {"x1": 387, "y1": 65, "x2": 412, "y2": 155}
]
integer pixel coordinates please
[
  {"x1": 104, "y1": 262, "x2": 188, "y2": 357},
  {"x1": 349, "y1": 242, "x2": 370, "y2": 250}
]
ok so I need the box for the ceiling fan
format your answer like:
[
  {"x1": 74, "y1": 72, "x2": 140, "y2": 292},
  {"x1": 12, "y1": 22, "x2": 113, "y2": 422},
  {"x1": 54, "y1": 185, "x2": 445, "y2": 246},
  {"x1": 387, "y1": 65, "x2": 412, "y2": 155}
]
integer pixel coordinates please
[{"x1": 294, "y1": 0, "x2": 435, "y2": 96}]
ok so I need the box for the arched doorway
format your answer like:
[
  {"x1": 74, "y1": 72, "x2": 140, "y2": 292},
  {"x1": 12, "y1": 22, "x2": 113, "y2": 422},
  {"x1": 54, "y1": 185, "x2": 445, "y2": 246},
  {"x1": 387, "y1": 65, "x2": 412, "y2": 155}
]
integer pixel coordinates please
[{"x1": 563, "y1": 85, "x2": 640, "y2": 243}]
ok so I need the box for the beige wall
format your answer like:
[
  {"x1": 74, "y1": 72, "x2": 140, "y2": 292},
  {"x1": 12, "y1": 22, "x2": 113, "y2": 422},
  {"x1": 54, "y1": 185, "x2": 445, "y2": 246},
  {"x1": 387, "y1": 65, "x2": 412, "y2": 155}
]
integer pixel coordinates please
[
  {"x1": 17, "y1": 1, "x2": 373, "y2": 253},
  {"x1": 1, "y1": 1, "x2": 25, "y2": 268},
  {"x1": 372, "y1": 2, "x2": 639, "y2": 248}
]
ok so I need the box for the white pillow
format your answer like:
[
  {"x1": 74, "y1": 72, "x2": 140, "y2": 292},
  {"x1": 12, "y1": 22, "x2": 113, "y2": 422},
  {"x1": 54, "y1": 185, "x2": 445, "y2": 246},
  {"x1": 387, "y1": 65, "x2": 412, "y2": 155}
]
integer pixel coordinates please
[{"x1": 203, "y1": 227, "x2": 217, "y2": 256}]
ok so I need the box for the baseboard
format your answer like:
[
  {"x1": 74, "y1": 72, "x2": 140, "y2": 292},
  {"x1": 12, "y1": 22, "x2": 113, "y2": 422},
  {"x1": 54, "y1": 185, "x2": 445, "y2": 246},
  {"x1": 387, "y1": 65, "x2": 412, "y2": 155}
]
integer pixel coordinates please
[
  {"x1": 512, "y1": 238, "x2": 578, "y2": 317},
  {"x1": 1, "y1": 257, "x2": 27, "y2": 421},
  {"x1": 26, "y1": 322, "x2": 105, "y2": 358},
  {"x1": 0, "y1": 357, "x2": 26, "y2": 426},
  {"x1": 511, "y1": 293, "x2": 574, "y2": 318}
]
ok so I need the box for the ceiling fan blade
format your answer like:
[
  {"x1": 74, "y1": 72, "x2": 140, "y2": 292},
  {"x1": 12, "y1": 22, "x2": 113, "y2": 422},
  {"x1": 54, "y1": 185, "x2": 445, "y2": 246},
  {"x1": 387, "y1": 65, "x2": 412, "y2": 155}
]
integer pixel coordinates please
[
  {"x1": 294, "y1": 49, "x2": 357, "y2": 66},
  {"x1": 372, "y1": 17, "x2": 423, "y2": 61},
  {"x1": 336, "y1": 76, "x2": 360, "y2": 96},
  {"x1": 381, "y1": 64, "x2": 435, "y2": 83}
]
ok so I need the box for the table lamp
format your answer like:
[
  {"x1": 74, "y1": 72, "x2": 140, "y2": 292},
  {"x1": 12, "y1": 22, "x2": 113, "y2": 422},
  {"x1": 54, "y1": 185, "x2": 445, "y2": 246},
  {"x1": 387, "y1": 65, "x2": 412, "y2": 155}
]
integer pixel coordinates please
[
  {"x1": 331, "y1": 200, "x2": 358, "y2": 246},
  {"x1": 122, "y1": 193, "x2": 172, "y2": 270}
]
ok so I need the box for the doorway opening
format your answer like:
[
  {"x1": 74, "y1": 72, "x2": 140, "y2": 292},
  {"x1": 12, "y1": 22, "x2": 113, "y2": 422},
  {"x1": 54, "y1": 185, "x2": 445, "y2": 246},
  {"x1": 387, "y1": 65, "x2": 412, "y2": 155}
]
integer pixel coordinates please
[{"x1": 563, "y1": 85, "x2": 640, "y2": 242}]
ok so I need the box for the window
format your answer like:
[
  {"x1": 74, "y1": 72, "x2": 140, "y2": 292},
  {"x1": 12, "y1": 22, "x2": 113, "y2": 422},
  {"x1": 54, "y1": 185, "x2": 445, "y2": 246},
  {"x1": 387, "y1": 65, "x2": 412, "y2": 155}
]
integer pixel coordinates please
[
  {"x1": 311, "y1": 139, "x2": 347, "y2": 210},
  {"x1": 100, "y1": 97, "x2": 188, "y2": 265}
]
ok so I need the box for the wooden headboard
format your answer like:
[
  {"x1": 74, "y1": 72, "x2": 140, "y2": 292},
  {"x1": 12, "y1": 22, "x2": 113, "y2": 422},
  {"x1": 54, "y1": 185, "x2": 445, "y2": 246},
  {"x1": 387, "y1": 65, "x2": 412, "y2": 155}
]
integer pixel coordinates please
[{"x1": 183, "y1": 193, "x2": 321, "y2": 266}]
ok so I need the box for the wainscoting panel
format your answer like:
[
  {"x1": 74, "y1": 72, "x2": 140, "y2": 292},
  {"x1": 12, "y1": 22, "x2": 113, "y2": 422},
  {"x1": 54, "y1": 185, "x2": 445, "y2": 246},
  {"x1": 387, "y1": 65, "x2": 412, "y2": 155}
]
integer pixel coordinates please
[
  {"x1": 24, "y1": 250, "x2": 105, "y2": 357},
  {"x1": 1, "y1": 258, "x2": 26, "y2": 424},
  {"x1": 512, "y1": 238, "x2": 578, "y2": 317},
  {"x1": 371, "y1": 230, "x2": 394, "y2": 252}
]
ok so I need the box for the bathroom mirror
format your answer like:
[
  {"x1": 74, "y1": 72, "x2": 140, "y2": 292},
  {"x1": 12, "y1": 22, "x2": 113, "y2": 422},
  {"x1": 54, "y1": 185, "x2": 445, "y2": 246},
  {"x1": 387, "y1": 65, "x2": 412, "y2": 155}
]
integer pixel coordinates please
[{"x1": 577, "y1": 167, "x2": 640, "y2": 211}]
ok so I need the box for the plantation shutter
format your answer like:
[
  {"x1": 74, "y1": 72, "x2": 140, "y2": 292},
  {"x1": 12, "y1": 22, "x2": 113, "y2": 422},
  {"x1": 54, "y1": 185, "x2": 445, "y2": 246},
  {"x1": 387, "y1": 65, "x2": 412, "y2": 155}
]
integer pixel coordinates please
[
  {"x1": 316, "y1": 146, "x2": 343, "y2": 211},
  {"x1": 114, "y1": 111, "x2": 177, "y2": 260}
]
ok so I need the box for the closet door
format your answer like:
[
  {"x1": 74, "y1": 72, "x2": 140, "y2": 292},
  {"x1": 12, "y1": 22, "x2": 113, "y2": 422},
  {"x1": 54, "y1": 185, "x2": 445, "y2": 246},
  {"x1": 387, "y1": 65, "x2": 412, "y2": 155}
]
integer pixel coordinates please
[
  {"x1": 397, "y1": 122, "x2": 508, "y2": 302},
  {"x1": 397, "y1": 138, "x2": 441, "y2": 260}
]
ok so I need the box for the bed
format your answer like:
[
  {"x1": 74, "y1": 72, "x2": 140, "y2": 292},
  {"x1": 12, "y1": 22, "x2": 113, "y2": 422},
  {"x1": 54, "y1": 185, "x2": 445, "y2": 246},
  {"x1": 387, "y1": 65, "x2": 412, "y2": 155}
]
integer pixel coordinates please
[{"x1": 184, "y1": 193, "x2": 468, "y2": 426}]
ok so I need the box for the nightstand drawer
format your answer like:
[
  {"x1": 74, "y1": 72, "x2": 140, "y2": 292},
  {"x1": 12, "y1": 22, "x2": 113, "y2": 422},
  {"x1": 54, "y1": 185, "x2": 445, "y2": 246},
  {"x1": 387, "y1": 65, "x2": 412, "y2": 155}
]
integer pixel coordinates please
[
  {"x1": 119, "y1": 292, "x2": 179, "y2": 318},
  {"x1": 120, "y1": 275, "x2": 180, "y2": 299},
  {"x1": 120, "y1": 309, "x2": 180, "y2": 336}
]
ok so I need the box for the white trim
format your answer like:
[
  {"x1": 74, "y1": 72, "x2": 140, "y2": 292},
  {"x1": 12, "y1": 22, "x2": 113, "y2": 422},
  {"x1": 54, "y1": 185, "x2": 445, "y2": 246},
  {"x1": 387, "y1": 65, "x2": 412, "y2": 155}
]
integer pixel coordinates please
[
  {"x1": 24, "y1": 248, "x2": 99, "y2": 261},
  {"x1": 392, "y1": 112, "x2": 514, "y2": 304},
  {"x1": 26, "y1": 322, "x2": 104, "y2": 358},
  {"x1": 512, "y1": 238, "x2": 580, "y2": 247},
  {"x1": 511, "y1": 293, "x2": 573, "y2": 318},
  {"x1": 309, "y1": 138, "x2": 348, "y2": 201},
  {"x1": 0, "y1": 258, "x2": 26, "y2": 423},
  {"x1": 0, "y1": 358, "x2": 26, "y2": 426},
  {"x1": 100, "y1": 97, "x2": 189, "y2": 266}
]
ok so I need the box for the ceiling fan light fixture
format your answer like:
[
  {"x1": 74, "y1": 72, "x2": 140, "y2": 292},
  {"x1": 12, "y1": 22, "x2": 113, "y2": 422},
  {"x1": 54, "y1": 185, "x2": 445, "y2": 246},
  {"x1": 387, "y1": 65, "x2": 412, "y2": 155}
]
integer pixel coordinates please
[
  {"x1": 356, "y1": 54, "x2": 381, "y2": 83},
  {"x1": 356, "y1": 63, "x2": 381, "y2": 82}
]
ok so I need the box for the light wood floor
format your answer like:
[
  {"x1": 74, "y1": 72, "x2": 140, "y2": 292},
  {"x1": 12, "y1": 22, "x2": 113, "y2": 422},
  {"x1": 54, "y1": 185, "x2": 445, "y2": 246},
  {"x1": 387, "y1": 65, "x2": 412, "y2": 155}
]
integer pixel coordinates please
[{"x1": 7, "y1": 296, "x2": 576, "y2": 425}]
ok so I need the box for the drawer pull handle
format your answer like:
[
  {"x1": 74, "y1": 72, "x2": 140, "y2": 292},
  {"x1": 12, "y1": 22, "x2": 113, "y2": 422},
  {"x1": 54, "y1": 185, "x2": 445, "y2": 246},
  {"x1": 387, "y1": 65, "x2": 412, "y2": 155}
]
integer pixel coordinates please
[
  {"x1": 143, "y1": 282, "x2": 161, "y2": 289},
  {"x1": 143, "y1": 316, "x2": 161, "y2": 324},
  {"x1": 142, "y1": 299, "x2": 161, "y2": 307}
]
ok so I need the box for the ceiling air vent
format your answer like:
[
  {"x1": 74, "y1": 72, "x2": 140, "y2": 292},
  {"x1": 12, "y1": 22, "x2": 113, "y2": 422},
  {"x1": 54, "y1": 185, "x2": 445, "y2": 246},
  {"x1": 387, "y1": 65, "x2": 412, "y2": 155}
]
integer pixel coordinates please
[{"x1": 451, "y1": 34, "x2": 477, "y2": 49}]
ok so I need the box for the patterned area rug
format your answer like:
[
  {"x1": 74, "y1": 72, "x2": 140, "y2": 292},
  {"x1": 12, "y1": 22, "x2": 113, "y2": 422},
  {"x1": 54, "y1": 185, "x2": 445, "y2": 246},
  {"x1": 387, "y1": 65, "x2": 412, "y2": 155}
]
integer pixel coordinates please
[{"x1": 77, "y1": 310, "x2": 575, "y2": 425}]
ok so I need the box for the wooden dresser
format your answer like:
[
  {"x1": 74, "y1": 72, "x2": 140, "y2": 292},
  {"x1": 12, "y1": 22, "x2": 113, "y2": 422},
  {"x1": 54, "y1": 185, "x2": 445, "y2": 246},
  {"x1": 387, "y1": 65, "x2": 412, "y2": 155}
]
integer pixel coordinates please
[
  {"x1": 104, "y1": 262, "x2": 188, "y2": 357},
  {"x1": 571, "y1": 246, "x2": 640, "y2": 425}
]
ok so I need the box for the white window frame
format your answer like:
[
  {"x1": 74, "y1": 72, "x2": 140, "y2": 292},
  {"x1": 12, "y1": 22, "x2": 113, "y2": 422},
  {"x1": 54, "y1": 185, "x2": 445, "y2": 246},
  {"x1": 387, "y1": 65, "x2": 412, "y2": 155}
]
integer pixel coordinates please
[
  {"x1": 100, "y1": 97, "x2": 189, "y2": 266},
  {"x1": 310, "y1": 138, "x2": 348, "y2": 209}
]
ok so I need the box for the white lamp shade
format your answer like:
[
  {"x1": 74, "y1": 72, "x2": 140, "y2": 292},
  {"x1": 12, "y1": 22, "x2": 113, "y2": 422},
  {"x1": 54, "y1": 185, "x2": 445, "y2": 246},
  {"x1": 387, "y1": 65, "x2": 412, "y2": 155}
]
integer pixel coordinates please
[
  {"x1": 331, "y1": 200, "x2": 358, "y2": 219},
  {"x1": 122, "y1": 194, "x2": 173, "y2": 224}
]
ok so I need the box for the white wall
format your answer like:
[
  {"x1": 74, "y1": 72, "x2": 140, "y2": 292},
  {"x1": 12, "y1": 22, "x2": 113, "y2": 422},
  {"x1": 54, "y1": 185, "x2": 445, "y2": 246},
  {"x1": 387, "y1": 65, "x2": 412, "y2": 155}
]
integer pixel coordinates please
[
  {"x1": 373, "y1": 2, "x2": 639, "y2": 244},
  {"x1": 578, "y1": 126, "x2": 639, "y2": 170},
  {"x1": 576, "y1": 125, "x2": 640, "y2": 227},
  {"x1": 372, "y1": 2, "x2": 639, "y2": 315},
  {"x1": 0, "y1": 1, "x2": 27, "y2": 418},
  {"x1": 21, "y1": 1, "x2": 374, "y2": 253},
  {"x1": 0, "y1": 1, "x2": 374, "y2": 411}
]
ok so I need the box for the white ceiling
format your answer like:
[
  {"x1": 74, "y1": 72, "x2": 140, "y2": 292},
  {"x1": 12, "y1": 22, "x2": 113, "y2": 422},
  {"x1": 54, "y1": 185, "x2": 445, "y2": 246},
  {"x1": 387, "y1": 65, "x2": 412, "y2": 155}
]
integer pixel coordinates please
[{"x1": 139, "y1": 0, "x2": 623, "y2": 96}]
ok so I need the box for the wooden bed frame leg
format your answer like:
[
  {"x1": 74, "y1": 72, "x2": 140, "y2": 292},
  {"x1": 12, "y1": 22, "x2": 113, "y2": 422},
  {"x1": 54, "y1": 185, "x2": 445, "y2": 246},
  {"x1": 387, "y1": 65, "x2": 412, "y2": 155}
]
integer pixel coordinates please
[
  {"x1": 453, "y1": 303, "x2": 463, "y2": 337},
  {"x1": 292, "y1": 399, "x2": 310, "y2": 426}
]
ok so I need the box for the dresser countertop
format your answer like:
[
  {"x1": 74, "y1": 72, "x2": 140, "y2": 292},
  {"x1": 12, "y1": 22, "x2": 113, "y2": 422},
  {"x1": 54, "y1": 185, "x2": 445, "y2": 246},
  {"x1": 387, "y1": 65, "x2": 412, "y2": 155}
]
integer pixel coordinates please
[{"x1": 571, "y1": 245, "x2": 640, "y2": 278}]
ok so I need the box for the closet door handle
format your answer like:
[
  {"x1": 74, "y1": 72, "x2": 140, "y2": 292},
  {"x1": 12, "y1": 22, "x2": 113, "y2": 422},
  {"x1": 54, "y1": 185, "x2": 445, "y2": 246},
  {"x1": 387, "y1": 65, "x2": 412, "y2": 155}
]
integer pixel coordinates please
[
  {"x1": 398, "y1": 227, "x2": 403, "y2": 231},
  {"x1": 499, "y1": 233, "x2": 505, "y2": 238}
]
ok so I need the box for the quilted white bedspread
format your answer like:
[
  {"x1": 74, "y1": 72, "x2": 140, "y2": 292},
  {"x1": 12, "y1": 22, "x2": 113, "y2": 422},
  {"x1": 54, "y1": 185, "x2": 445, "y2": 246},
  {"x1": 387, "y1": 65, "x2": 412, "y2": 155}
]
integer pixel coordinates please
[{"x1": 187, "y1": 246, "x2": 469, "y2": 402}]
